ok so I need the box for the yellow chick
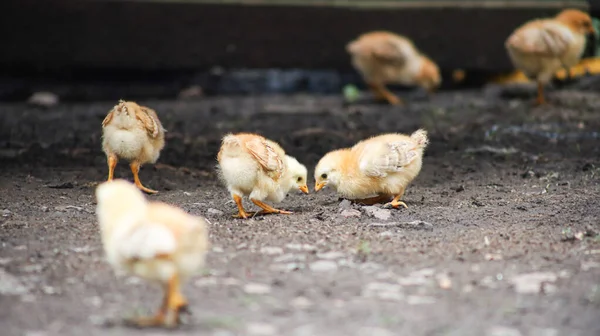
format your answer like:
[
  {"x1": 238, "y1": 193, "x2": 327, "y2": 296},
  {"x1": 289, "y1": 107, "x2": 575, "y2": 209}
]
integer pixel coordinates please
[
  {"x1": 102, "y1": 100, "x2": 166, "y2": 194},
  {"x1": 505, "y1": 9, "x2": 596, "y2": 105},
  {"x1": 347, "y1": 31, "x2": 441, "y2": 105},
  {"x1": 95, "y1": 179, "x2": 209, "y2": 328},
  {"x1": 314, "y1": 129, "x2": 428, "y2": 208},
  {"x1": 216, "y1": 133, "x2": 309, "y2": 219}
]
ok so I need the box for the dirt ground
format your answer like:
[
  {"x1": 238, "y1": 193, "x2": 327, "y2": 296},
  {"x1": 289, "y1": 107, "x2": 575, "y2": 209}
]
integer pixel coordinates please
[{"x1": 1, "y1": 86, "x2": 599, "y2": 336}]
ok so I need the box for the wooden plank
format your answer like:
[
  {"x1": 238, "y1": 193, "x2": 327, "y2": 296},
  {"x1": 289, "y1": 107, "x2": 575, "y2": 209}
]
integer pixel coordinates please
[
  {"x1": 106, "y1": 0, "x2": 589, "y2": 9},
  {"x1": 0, "y1": 0, "x2": 593, "y2": 74}
]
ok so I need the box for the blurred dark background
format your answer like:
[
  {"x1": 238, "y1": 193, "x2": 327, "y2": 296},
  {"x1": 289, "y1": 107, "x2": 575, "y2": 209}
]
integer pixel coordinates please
[{"x1": 0, "y1": 0, "x2": 596, "y2": 101}]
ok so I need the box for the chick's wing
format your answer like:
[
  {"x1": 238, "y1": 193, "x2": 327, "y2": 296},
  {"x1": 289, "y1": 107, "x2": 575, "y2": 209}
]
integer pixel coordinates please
[
  {"x1": 245, "y1": 138, "x2": 284, "y2": 179},
  {"x1": 118, "y1": 223, "x2": 177, "y2": 261},
  {"x1": 358, "y1": 140, "x2": 420, "y2": 178},
  {"x1": 101, "y1": 108, "x2": 115, "y2": 127},
  {"x1": 506, "y1": 20, "x2": 574, "y2": 57},
  {"x1": 135, "y1": 106, "x2": 161, "y2": 138}
]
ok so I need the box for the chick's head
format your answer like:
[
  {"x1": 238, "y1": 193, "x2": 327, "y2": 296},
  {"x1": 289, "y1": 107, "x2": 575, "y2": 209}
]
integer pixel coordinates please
[
  {"x1": 95, "y1": 179, "x2": 147, "y2": 231},
  {"x1": 314, "y1": 149, "x2": 347, "y2": 192},
  {"x1": 110, "y1": 100, "x2": 139, "y2": 127},
  {"x1": 417, "y1": 56, "x2": 441, "y2": 93},
  {"x1": 556, "y1": 9, "x2": 595, "y2": 35},
  {"x1": 285, "y1": 155, "x2": 309, "y2": 194}
]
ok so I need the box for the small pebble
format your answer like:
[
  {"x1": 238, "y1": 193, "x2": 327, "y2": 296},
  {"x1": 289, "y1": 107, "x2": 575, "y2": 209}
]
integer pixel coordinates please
[
  {"x1": 260, "y1": 247, "x2": 283, "y2": 256},
  {"x1": 316, "y1": 251, "x2": 345, "y2": 260},
  {"x1": 509, "y1": 272, "x2": 557, "y2": 294},
  {"x1": 340, "y1": 209, "x2": 361, "y2": 218},
  {"x1": 436, "y1": 273, "x2": 452, "y2": 289},
  {"x1": 362, "y1": 206, "x2": 392, "y2": 220},
  {"x1": 247, "y1": 322, "x2": 277, "y2": 336},
  {"x1": 309, "y1": 260, "x2": 338, "y2": 272},
  {"x1": 28, "y1": 91, "x2": 59, "y2": 107},
  {"x1": 207, "y1": 208, "x2": 224, "y2": 216},
  {"x1": 406, "y1": 295, "x2": 436, "y2": 305},
  {"x1": 286, "y1": 243, "x2": 316, "y2": 252},
  {"x1": 243, "y1": 283, "x2": 271, "y2": 295},
  {"x1": 357, "y1": 327, "x2": 394, "y2": 336},
  {"x1": 486, "y1": 326, "x2": 522, "y2": 336},
  {"x1": 290, "y1": 296, "x2": 313, "y2": 309}
]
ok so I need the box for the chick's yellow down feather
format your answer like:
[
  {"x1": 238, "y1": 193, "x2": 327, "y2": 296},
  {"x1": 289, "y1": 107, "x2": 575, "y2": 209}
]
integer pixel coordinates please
[
  {"x1": 216, "y1": 133, "x2": 308, "y2": 219},
  {"x1": 347, "y1": 31, "x2": 441, "y2": 105},
  {"x1": 505, "y1": 9, "x2": 595, "y2": 105},
  {"x1": 314, "y1": 129, "x2": 428, "y2": 208},
  {"x1": 95, "y1": 179, "x2": 209, "y2": 328},
  {"x1": 101, "y1": 100, "x2": 165, "y2": 194}
]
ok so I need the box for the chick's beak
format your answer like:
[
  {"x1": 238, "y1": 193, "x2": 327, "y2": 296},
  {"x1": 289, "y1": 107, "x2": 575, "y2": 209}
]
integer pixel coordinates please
[
  {"x1": 299, "y1": 185, "x2": 309, "y2": 194},
  {"x1": 314, "y1": 181, "x2": 326, "y2": 192}
]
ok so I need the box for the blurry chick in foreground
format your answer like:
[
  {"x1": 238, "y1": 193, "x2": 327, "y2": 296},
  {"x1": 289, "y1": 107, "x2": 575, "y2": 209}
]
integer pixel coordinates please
[
  {"x1": 102, "y1": 100, "x2": 165, "y2": 194},
  {"x1": 347, "y1": 31, "x2": 441, "y2": 105},
  {"x1": 505, "y1": 9, "x2": 596, "y2": 105},
  {"x1": 314, "y1": 129, "x2": 428, "y2": 208},
  {"x1": 217, "y1": 133, "x2": 308, "y2": 219},
  {"x1": 95, "y1": 179, "x2": 209, "y2": 328}
]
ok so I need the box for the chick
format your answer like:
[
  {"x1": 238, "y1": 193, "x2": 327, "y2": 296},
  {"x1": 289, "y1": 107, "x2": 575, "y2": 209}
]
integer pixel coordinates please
[
  {"x1": 347, "y1": 31, "x2": 441, "y2": 105},
  {"x1": 95, "y1": 179, "x2": 209, "y2": 328},
  {"x1": 102, "y1": 100, "x2": 166, "y2": 194},
  {"x1": 216, "y1": 133, "x2": 308, "y2": 219},
  {"x1": 314, "y1": 129, "x2": 428, "y2": 208},
  {"x1": 505, "y1": 9, "x2": 596, "y2": 105}
]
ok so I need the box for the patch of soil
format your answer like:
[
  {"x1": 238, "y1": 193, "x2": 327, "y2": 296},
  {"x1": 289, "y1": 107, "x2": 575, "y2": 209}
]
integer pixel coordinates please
[{"x1": 1, "y1": 89, "x2": 599, "y2": 336}]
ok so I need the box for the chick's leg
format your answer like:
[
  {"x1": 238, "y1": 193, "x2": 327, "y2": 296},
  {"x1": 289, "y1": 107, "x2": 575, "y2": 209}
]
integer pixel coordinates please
[
  {"x1": 251, "y1": 199, "x2": 292, "y2": 215},
  {"x1": 130, "y1": 162, "x2": 158, "y2": 194},
  {"x1": 125, "y1": 290, "x2": 168, "y2": 327},
  {"x1": 164, "y1": 273, "x2": 189, "y2": 328},
  {"x1": 368, "y1": 82, "x2": 403, "y2": 105},
  {"x1": 107, "y1": 154, "x2": 117, "y2": 181},
  {"x1": 384, "y1": 189, "x2": 408, "y2": 209},
  {"x1": 232, "y1": 194, "x2": 255, "y2": 219},
  {"x1": 535, "y1": 82, "x2": 546, "y2": 106}
]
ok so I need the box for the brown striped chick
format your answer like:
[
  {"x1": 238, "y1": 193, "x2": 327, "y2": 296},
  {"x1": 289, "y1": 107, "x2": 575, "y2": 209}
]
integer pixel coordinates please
[
  {"x1": 101, "y1": 100, "x2": 165, "y2": 194},
  {"x1": 347, "y1": 31, "x2": 441, "y2": 105},
  {"x1": 217, "y1": 133, "x2": 308, "y2": 219},
  {"x1": 314, "y1": 129, "x2": 428, "y2": 208},
  {"x1": 95, "y1": 179, "x2": 209, "y2": 328},
  {"x1": 505, "y1": 9, "x2": 595, "y2": 105}
]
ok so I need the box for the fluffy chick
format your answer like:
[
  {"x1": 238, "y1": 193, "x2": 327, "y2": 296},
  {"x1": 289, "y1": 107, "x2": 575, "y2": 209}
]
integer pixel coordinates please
[
  {"x1": 347, "y1": 31, "x2": 441, "y2": 105},
  {"x1": 314, "y1": 129, "x2": 428, "y2": 208},
  {"x1": 95, "y1": 179, "x2": 209, "y2": 328},
  {"x1": 216, "y1": 133, "x2": 308, "y2": 219},
  {"x1": 102, "y1": 100, "x2": 165, "y2": 194},
  {"x1": 505, "y1": 9, "x2": 596, "y2": 105}
]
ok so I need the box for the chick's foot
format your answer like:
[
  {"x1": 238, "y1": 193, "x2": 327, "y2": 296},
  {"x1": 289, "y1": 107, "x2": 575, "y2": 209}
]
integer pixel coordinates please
[
  {"x1": 251, "y1": 199, "x2": 292, "y2": 215},
  {"x1": 130, "y1": 162, "x2": 158, "y2": 194}
]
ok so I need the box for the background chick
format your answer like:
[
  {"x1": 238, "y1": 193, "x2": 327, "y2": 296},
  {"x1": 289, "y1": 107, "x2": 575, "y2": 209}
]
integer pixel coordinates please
[
  {"x1": 505, "y1": 9, "x2": 596, "y2": 105},
  {"x1": 314, "y1": 129, "x2": 428, "y2": 208},
  {"x1": 95, "y1": 179, "x2": 209, "y2": 328},
  {"x1": 102, "y1": 100, "x2": 165, "y2": 194},
  {"x1": 216, "y1": 133, "x2": 308, "y2": 219},
  {"x1": 347, "y1": 31, "x2": 441, "y2": 105}
]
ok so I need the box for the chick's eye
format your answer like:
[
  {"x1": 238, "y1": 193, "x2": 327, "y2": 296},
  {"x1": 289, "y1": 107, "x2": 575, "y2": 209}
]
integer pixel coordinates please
[
  {"x1": 297, "y1": 177, "x2": 302, "y2": 182},
  {"x1": 321, "y1": 173, "x2": 328, "y2": 179}
]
